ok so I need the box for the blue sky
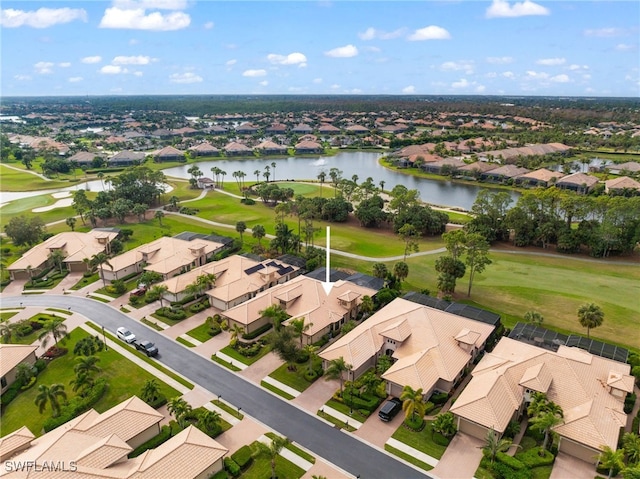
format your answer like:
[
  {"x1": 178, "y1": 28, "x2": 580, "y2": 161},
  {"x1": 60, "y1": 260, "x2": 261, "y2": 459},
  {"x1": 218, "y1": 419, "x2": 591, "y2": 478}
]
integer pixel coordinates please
[{"x1": 1, "y1": 1, "x2": 638, "y2": 97}]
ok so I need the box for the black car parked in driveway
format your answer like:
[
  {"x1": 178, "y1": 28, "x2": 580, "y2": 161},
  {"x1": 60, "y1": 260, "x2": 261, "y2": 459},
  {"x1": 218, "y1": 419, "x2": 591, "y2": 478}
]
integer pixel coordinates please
[
  {"x1": 378, "y1": 397, "x2": 402, "y2": 422},
  {"x1": 134, "y1": 340, "x2": 159, "y2": 357}
]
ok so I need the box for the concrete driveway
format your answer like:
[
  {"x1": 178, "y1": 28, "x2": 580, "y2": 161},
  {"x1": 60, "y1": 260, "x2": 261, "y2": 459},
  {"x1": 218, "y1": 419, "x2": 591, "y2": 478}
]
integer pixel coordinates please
[
  {"x1": 550, "y1": 453, "x2": 596, "y2": 479},
  {"x1": 354, "y1": 400, "x2": 405, "y2": 448},
  {"x1": 430, "y1": 433, "x2": 484, "y2": 479}
]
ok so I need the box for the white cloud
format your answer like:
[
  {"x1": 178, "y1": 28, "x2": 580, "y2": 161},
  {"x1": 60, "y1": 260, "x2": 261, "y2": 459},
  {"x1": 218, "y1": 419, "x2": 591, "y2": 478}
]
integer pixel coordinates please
[
  {"x1": 550, "y1": 74, "x2": 570, "y2": 83},
  {"x1": 112, "y1": 0, "x2": 188, "y2": 10},
  {"x1": 349, "y1": 88, "x2": 363, "y2": 94},
  {"x1": 486, "y1": 56, "x2": 514, "y2": 64},
  {"x1": 584, "y1": 27, "x2": 624, "y2": 38},
  {"x1": 476, "y1": 85, "x2": 486, "y2": 93},
  {"x1": 536, "y1": 57, "x2": 565, "y2": 66},
  {"x1": 259, "y1": 80, "x2": 268, "y2": 86},
  {"x1": 226, "y1": 59, "x2": 237, "y2": 66},
  {"x1": 14, "y1": 74, "x2": 32, "y2": 81},
  {"x1": 58, "y1": 62, "x2": 71, "y2": 68},
  {"x1": 129, "y1": 38, "x2": 139, "y2": 45},
  {"x1": 242, "y1": 69, "x2": 267, "y2": 77},
  {"x1": 568, "y1": 64, "x2": 589, "y2": 71},
  {"x1": 82, "y1": 55, "x2": 102, "y2": 64},
  {"x1": 34, "y1": 61, "x2": 54, "y2": 74},
  {"x1": 267, "y1": 52, "x2": 307, "y2": 66},
  {"x1": 615, "y1": 43, "x2": 636, "y2": 51},
  {"x1": 440, "y1": 60, "x2": 474, "y2": 73},
  {"x1": 502, "y1": 71, "x2": 515, "y2": 78},
  {"x1": 100, "y1": 65, "x2": 127, "y2": 74},
  {"x1": 486, "y1": 72, "x2": 497, "y2": 78},
  {"x1": 402, "y1": 85, "x2": 416, "y2": 94},
  {"x1": 330, "y1": 84, "x2": 341, "y2": 90},
  {"x1": 204, "y1": 21, "x2": 214, "y2": 29},
  {"x1": 486, "y1": 0, "x2": 549, "y2": 18},
  {"x1": 358, "y1": 27, "x2": 405, "y2": 40},
  {"x1": 68, "y1": 76, "x2": 83, "y2": 82},
  {"x1": 407, "y1": 25, "x2": 451, "y2": 41},
  {"x1": 133, "y1": 71, "x2": 143, "y2": 76},
  {"x1": 0, "y1": 7, "x2": 87, "y2": 28},
  {"x1": 112, "y1": 55, "x2": 154, "y2": 65},
  {"x1": 313, "y1": 78, "x2": 323, "y2": 84},
  {"x1": 525, "y1": 70, "x2": 549, "y2": 79},
  {"x1": 324, "y1": 44, "x2": 358, "y2": 58},
  {"x1": 99, "y1": 7, "x2": 190, "y2": 31},
  {"x1": 169, "y1": 72, "x2": 202, "y2": 83},
  {"x1": 451, "y1": 79, "x2": 470, "y2": 89}
]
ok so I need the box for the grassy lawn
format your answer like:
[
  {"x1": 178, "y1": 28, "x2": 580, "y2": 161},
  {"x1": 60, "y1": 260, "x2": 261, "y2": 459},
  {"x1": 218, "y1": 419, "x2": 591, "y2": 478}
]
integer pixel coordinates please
[
  {"x1": 0, "y1": 164, "x2": 75, "y2": 192},
  {"x1": 316, "y1": 409, "x2": 356, "y2": 431},
  {"x1": 10, "y1": 313, "x2": 60, "y2": 345},
  {"x1": 265, "y1": 432, "x2": 315, "y2": 464},
  {"x1": 176, "y1": 336, "x2": 196, "y2": 347},
  {"x1": 0, "y1": 328, "x2": 180, "y2": 438},
  {"x1": 0, "y1": 311, "x2": 18, "y2": 321},
  {"x1": 391, "y1": 420, "x2": 450, "y2": 460},
  {"x1": 69, "y1": 272, "x2": 100, "y2": 290},
  {"x1": 268, "y1": 362, "x2": 317, "y2": 393},
  {"x1": 210, "y1": 353, "x2": 241, "y2": 371},
  {"x1": 324, "y1": 398, "x2": 370, "y2": 422},
  {"x1": 186, "y1": 321, "x2": 218, "y2": 343},
  {"x1": 218, "y1": 344, "x2": 272, "y2": 366},
  {"x1": 141, "y1": 317, "x2": 164, "y2": 331},
  {"x1": 46, "y1": 308, "x2": 72, "y2": 316},
  {"x1": 94, "y1": 274, "x2": 141, "y2": 298},
  {"x1": 238, "y1": 442, "x2": 305, "y2": 479},
  {"x1": 150, "y1": 312, "x2": 188, "y2": 327},
  {"x1": 384, "y1": 444, "x2": 433, "y2": 471},
  {"x1": 211, "y1": 399, "x2": 244, "y2": 420},
  {"x1": 260, "y1": 380, "x2": 295, "y2": 400}
]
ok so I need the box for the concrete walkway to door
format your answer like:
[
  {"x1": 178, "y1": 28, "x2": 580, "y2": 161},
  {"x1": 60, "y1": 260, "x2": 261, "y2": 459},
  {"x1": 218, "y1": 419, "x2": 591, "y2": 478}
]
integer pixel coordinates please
[{"x1": 430, "y1": 433, "x2": 484, "y2": 479}]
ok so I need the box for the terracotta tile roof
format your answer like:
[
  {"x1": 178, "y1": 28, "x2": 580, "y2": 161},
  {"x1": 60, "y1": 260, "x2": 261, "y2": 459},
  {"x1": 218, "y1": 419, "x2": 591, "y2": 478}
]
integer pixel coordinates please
[
  {"x1": 605, "y1": 176, "x2": 640, "y2": 191},
  {"x1": 75, "y1": 434, "x2": 132, "y2": 469},
  {"x1": 450, "y1": 337, "x2": 632, "y2": 450},
  {"x1": 294, "y1": 140, "x2": 322, "y2": 149},
  {"x1": 189, "y1": 142, "x2": 219, "y2": 153},
  {"x1": 517, "y1": 168, "x2": 565, "y2": 182},
  {"x1": 556, "y1": 172, "x2": 599, "y2": 187},
  {"x1": 0, "y1": 344, "x2": 38, "y2": 375},
  {"x1": 607, "y1": 371, "x2": 634, "y2": 393},
  {"x1": 155, "y1": 146, "x2": 184, "y2": 157},
  {"x1": 484, "y1": 165, "x2": 531, "y2": 178},
  {"x1": 0, "y1": 426, "x2": 35, "y2": 461},
  {"x1": 321, "y1": 298, "x2": 494, "y2": 393},
  {"x1": 223, "y1": 141, "x2": 252, "y2": 152}
]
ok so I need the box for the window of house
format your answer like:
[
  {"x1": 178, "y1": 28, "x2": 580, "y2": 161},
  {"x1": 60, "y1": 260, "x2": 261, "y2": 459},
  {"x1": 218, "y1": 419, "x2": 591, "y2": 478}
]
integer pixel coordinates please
[{"x1": 1, "y1": 376, "x2": 6, "y2": 388}]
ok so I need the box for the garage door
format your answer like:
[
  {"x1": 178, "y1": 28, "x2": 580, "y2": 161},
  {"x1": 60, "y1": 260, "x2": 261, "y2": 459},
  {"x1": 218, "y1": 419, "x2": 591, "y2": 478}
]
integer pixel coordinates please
[
  {"x1": 458, "y1": 418, "x2": 488, "y2": 440},
  {"x1": 559, "y1": 438, "x2": 599, "y2": 464}
]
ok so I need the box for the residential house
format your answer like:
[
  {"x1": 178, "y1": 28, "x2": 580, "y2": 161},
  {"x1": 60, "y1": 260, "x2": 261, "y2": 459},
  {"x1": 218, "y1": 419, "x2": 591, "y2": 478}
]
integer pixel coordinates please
[
  {"x1": 458, "y1": 161, "x2": 499, "y2": 179},
  {"x1": 292, "y1": 123, "x2": 313, "y2": 135},
  {"x1": 108, "y1": 150, "x2": 146, "y2": 167},
  {"x1": 101, "y1": 236, "x2": 224, "y2": 282},
  {"x1": 0, "y1": 396, "x2": 227, "y2": 479},
  {"x1": 608, "y1": 161, "x2": 640, "y2": 175},
  {"x1": 196, "y1": 177, "x2": 215, "y2": 189},
  {"x1": 422, "y1": 158, "x2": 466, "y2": 175},
  {"x1": 8, "y1": 230, "x2": 119, "y2": 280},
  {"x1": 555, "y1": 172, "x2": 599, "y2": 194},
  {"x1": 156, "y1": 255, "x2": 300, "y2": 306},
  {"x1": 605, "y1": 176, "x2": 640, "y2": 195},
  {"x1": 317, "y1": 124, "x2": 341, "y2": 135},
  {"x1": 223, "y1": 141, "x2": 253, "y2": 156},
  {"x1": 450, "y1": 337, "x2": 633, "y2": 464},
  {"x1": 265, "y1": 123, "x2": 288, "y2": 135},
  {"x1": 345, "y1": 125, "x2": 370, "y2": 134},
  {"x1": 482, "y1": 165, "x2": 531, "y2": 183},
  {"x1": 294, "y1": 140, "x2": 323, "y2": 154},
  {"x1": 516, "y1": 168, "x2": 565, "y2": 187},
  {"x1": 68, "y1": 151, "x2": 104, "y2": 167},
  {"x1": 0, "y1": 345, "x2": 38, "y2": 394},
  {"x1": 206, "y1": 125, "x2": 229, "y2": 135},
  {"x1": 189, "y1": 142, "x2": 220, "y2": 157},
  {"x1": 154, "y1": 146, "x2": 185, "y2": 162},
  {"x1": 319, "y1": 298, "x2": 494, "y2": 398},
  {"x1": 255, "y1": 140, "x2": 288, "y2": 156},
  {"x1": 221, "y1": 276, "x2": 376, "y2": 344},
  {"x1": 235, "y1": 123, "x2": 259, "y2": 135}
]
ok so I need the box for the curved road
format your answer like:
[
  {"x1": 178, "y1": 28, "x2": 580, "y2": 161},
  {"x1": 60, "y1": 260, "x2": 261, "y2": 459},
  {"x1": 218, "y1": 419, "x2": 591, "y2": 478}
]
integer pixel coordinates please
[{"x1": 1, "y1": 294, "x2": 428, "y2": 479}]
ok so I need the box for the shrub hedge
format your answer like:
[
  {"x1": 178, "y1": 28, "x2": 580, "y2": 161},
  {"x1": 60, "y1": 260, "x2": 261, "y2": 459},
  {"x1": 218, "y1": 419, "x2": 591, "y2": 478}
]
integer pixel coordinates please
[
  {"x1": 515, "y1": 447, "x2": 555, "y2": 468},
  {"x1": 241, "y1": 323, "x2": 272, "y2": 340},
  {"x1": 496, "y1": 452, "x2": 526, "y2": 470},
  {"x1": 430, "y1": 392, "x2": 449, "y2": 405},
  {"x1": 223, "y1": 457, "x2": 240, "y2": 477},
  {"x1": 231, "y1": 445, "x2": 253, "y2": 469},
  {"x1": 156, "y1": 307, "x2": 187, "y2": 321},
  {"x1": 43, "y1": 379, "x2": 108, "y2": 432}
]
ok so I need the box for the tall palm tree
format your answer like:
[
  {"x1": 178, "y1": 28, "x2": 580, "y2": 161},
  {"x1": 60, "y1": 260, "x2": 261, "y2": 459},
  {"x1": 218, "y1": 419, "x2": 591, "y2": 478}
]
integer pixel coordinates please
[
  {"x1": 393, "y1": 261, "x2": 409, "y2": 287},
  {"x1": 267, "y1": 436, "x2": 290, "y2": 479},
  {"x1": 198, "y1": 409, "x2": 221, "y2": 435},
  {"x1": 38, "y1": 318, "x2": 68, "y2": 349},
  {"x1": 598, "y1": 445, "x2": 625, "y2": 479},
  {"x1": 74, "y1": 355, "x2": 101, "y2": 377},
  {"x1": 271, "y1": 162, "x2": 277, "y2": 182},
  {"x1": 317, "y1": 171, "x2": 326, "y2": 197},
  {"x1": 229, "y1": 324, "x2": 245, "y2": 346},
  {"x1": 91, "y1": 252, "x2": 113, "y2": 287},
  {"x1": 254, "y1": 169, "x2": 261, "y2": 184},
  {"x1": 324, "y1": 357, "x2": 351, "y2": 394},
  {"x1": 167, "y1": 397, "x2": 192, "y2": 429},
  {"x1": 372, "y1": 262, "x2": 388, "y2": 280},
  {"x1": 400, "y1": 385, "x2": 425, "y2": 422},
  {"x1": 577, "y1": 303, "x2": 604, "y2": 339},
  {"x1": 530, "y1": 410, "x2": 564, "y2": 452},
  {"x1": 154, "y1": 210, "x2": 165, "y2": 226},
  {"x1": 49, "y1": 249, "x2": 66, "y2": 274},
  {"x1": 147, "y1": 284, "x2": 168, "y2": 308},
  {"x1": 304, "y1": 344, "x2": 319, "y2": 373},
  {"x1": 482, "y1": 427, "x2": 513, "y2": 464},
  {"x1": 0, "y1": 321, "x2": 18, "y2": 344},
  {"x1": 34, "y1": 383, "x2": 67, "y2": 417},
  {"x1": 623, "y1": 432, "x2": 640, "y2": 465},
  {"x1": 70, "y1": 372, "x2": 94, "y2": 396},
  {"x1": 359, "y1": 295, "x2": 374, "y2": 319},
  {"x1": 290, "y1": 317, "x2": 312, "y2": 348}
]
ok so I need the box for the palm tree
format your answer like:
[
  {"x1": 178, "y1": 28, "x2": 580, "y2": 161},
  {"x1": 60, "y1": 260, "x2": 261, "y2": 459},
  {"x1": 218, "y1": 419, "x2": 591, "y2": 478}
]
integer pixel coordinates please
[
  {"x1": 359, "y1": 295, "x2": 374, "y2": 319},
  {"x1": 482, "y1": 427, "x2": 513, "y2": 464},
  {"x1": 254, "y1": 169, "x2": 261, "y2": 184},
  {"x1": 324, "y1": 357, "x2": 351, "y2": 394},
  {"x1": 38, "y1": 318, "x2": 68, "y2": 349},
  {"x1": 74, "y1": 355, "x2": 101, "y2": 377},
  {"x1": 236, "y1": 221, "x2": 247, "y2": 244},
  {"x1": 65, "y1": 217, "x2": 77, "y2": 231},
  {"x1": 400, "y1": 385, "x2": 425, "y2": 422},
  {"x1": 372, "y1": 263, "x2": 388, "y2": 280},
  {"x1": 167, "y1": 397, "x2": 192, "y2": 429},
  {"x1": 271, "y1": 161, "x2": 277, "y2": 182},
  {"x1": 229, "y1": 324, "x2": 245, "y2": 346},
  {"x1": 432, "y1": 411, "x2": 457, "y2": 438},
  {"x1": 70, "y1": 372, "x2": 94, "y2": 396},
  {"x1": 267, "y1": 435, "x2": 290, "y2": 479},
  {"x1": 304, "y1": 344, "x2": 319, "y2": 373},
  {"x1": 147, "y1": 284, "x2": 168, "y2": 308},
  {"x1": 524, "y1": 310, "x2": 544, "y2": 326},
  {"x1": 198, "y1": 409, "x2": 221, "y2": 435},
  {"x1": 252, "y1": 224, "x2": 266, "y2": 247},
  {"x1": 290, "y1": 317, "x2": 312, "y2": 348},
  {"x1": 623, "y1": 432, "x2": 640, "y2": 465},
  {"x1": 48, "y1": 249, "x2": 66, "y2": 274},
  {"x1": 317, "y1": 171, "x2": 326, "y2": 197},
  {"x1": 599, "y1": 445, "x2": 625, "y2": 479},
  {"x1": 393, "y1": 261, "x2": 409, "y2": 287},
  {"x1": 91, "y1": 252, "x2": 112, "y2": 287},
  {"x1": 577, "y1": 303, "x2": 604, "y2": 339},
  {"x1": 141, "y1": 379, "x2": 161, "y2": 403},
  {"x1": 264, "y1": 165, "x2": 271, "y2": 182},
  {"x1": 154, "y1": 210, "x2": 165, "y2": 226},
  {"x1": 34, "y1": 383, "x2": 67, "y2": 417},
  {"x1": 0, "y1": 321, "x2": 18, "y2": 344},
  {"x1": 530, "y1": 410, "x2": 564, "y2": 452}
]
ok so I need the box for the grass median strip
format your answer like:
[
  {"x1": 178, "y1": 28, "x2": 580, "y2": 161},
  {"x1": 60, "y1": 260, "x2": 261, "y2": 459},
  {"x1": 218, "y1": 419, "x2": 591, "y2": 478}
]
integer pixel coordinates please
[
  {"x1": 210, "y1": 353, "x2": 241, "y2": 372},
  {"x1": 141, "y1": 317, "x2": 164, "y2": 331},
  {"x1": 211, "y1": 399, "x2": 244, "y2": 420},
  {"x1": 260, "y1": 380, "x2": 295, "y2": 400},
  {"x1": 384, "y1": 444, "x2": 433, "y2": 472},
  {"x1": 86, "y1": 321, "x2": 194, "y2": 390},
  {"x1": 265, "y1": 432, "x2": 316, "y2": 464},
  {"x1": 176, "y1": 336, "x2": 196, "y2": 348}
]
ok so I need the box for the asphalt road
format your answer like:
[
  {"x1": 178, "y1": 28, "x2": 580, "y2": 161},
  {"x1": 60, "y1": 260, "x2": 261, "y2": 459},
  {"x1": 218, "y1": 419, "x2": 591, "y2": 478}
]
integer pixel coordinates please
[{"x1": 2, "y1": 294, "x2": 429, "y2": 479}]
